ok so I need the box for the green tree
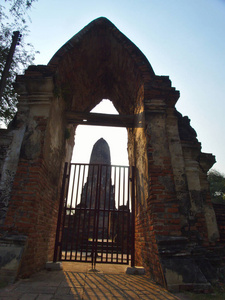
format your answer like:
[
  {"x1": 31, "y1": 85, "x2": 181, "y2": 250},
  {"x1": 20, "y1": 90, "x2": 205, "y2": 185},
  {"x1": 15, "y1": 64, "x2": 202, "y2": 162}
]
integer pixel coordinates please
[
  {"x1": 208, "y1": 169, "x2": 225, "y2": 204},
  {"x1": 0, "y1": 0, "x2": 38, "y2": 125}
]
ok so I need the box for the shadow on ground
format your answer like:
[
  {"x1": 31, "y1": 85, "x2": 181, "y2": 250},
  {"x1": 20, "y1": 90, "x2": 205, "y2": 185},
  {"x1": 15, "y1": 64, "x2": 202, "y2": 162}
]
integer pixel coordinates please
[{"x1": 0, "y1": 262, "x2": 187, "y2": 299}]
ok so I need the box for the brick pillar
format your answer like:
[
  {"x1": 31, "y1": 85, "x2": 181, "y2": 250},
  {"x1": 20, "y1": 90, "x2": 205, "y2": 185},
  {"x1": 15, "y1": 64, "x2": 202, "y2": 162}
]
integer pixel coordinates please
[
  {"x1": 136, "y1": 78, "x2": 214, "y2": 290},
  {"x1": 166, "y1": 107, "x2": 191, "y2": 231},
  {"x1": 182, "y1": 143, "x2": 210, "y2": 245},
  {"x1": 134, "y1": 97, "x2": 183, "y2": 286},
  {"x1": 1, "y1": 66, "x2": 65, "y2": 279},
  {"x1": 145, "y1": 98, "x2": 182, "y2": 238}
]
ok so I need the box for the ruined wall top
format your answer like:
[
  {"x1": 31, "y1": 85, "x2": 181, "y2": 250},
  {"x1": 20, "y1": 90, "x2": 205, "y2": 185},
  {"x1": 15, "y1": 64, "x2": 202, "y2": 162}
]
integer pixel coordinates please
[
  {"x1": 46, "y1": 17, "x2": 158, "y2": 114},
  {"x1": 48, "y1": 17, "x2": 155, "y2": 76}
]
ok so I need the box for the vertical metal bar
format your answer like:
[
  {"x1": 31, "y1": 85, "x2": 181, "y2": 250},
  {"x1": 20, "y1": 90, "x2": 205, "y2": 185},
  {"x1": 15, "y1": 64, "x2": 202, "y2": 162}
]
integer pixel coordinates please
[
  {"x1": 127, "y1": 167, "x2": 131, "y2": 264},
  {"x1": 75, "y1": 165, "x2": 84, "y2": 260},
  {"x1": 68, "y1": 164, "x2": 76, "y2": 260},
  {"x1": 93, "y1": 164, "x2": 102, "y2": 267},
  {"x1": 131, "y1": 166, "x2": 135, "y2": 267},
  {"x1": 79, "y1": 164, "x2": 88, "y2": 261},
  {"x1": 64, "y1": 164, "x2": 76, "y2": 260},
  {"x1": 74, "y1": 165, "x2": 82, "y2": 261},
  {"x1": 73, "y1": 165, "x2": 83, "y2": 261},
  {"x1": 70, "y1": 164, "x2": 81, "y2": 260},
  {"x1": 111, "y1": 166, "x2": 116, "y2": 262},
  {"x1": 121, "y1": 167, "x2": 126, "y2": 263},
  {"x1": 90, "y1": 165, "x2": 97, "y2": 267},
  {"x1": 106, "y1": 165, "x2": 112, "y2": 263},
  {"x1": 70, "y1": 164, "x2": 78, "y2": 260},
  {"x1": 86, "y1": 164, "x2": 95, "y2": 262},
  {"x1": 116, "y1": 166, "x2": 121, "y2": 263},
  {"x1": 100, "y1": 165, "x2": 107, "y2": 262},
  {"x1": 84, "y1": 165, "x2": 91, "y2": 261},
  {"x1": 91, "y1": 165, "x2": 99, "y2": 268},
  {"x1": 59, "y1": 164, "x2": 72, "y2": 261},
  {"x1": 53, "y1": 163, "x2": 68, "y2": 262}
]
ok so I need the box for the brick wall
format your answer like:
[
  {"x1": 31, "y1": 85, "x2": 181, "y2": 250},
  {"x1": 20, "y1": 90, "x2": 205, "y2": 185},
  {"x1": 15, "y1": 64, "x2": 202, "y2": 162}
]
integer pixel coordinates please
[
  {"x1": 135, "y1": 205, "x2": 165, "y2": 285},
  {"x1": 4, "y1": 156, "x2": 60, "y2": 277}
]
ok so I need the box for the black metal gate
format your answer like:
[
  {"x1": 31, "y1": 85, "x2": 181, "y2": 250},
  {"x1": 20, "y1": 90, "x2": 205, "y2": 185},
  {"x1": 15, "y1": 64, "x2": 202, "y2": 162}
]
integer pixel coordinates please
[{"x1": 54, "y1": 163, "x2": 135, "y2": 267}]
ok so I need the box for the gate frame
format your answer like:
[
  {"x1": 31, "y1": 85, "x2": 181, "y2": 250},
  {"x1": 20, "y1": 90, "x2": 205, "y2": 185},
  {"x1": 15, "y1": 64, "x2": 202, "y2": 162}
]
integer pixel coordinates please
[{"x1": 53, "y1": 163, "x2": 135, "y2": 267}]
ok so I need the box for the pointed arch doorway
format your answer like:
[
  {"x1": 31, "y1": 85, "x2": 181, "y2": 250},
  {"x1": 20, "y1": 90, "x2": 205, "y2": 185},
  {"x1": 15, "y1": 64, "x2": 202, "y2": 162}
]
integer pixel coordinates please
[{"x1": 53, "y1": 100, "x2": 135, "y2": 268}]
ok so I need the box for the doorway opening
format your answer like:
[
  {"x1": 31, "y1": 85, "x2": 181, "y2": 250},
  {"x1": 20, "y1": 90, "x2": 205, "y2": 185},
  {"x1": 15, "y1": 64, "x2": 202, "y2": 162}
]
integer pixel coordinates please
[
  {"x1": 53, "y1": 100, "x2": 135, "y2": 268},
  {"x1": 71, "y1": 99, "x2": 129, "y2": 166}
]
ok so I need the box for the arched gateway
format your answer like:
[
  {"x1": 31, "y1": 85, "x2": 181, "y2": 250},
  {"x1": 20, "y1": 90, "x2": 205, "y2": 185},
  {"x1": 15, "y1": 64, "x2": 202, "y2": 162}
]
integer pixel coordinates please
[{"x1": 0, "y1": 18, "x2": 220, "y2": 291}]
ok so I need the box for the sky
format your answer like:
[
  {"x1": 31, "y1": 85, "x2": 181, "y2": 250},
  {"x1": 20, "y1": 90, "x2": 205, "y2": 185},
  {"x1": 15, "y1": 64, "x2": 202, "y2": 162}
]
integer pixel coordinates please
[{"x1": 15, "y1": 0, "x2": 225, "y2": 171}]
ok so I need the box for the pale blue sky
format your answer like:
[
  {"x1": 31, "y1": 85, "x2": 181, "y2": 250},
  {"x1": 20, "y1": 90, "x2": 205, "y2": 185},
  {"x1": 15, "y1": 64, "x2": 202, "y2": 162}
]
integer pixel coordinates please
[{"x1": 26, "y1": 0, "x2": 225, "y2": 172}]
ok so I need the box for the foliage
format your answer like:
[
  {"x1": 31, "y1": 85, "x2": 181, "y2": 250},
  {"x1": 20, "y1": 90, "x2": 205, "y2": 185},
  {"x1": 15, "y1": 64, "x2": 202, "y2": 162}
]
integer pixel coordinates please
[
  {"x1": 0, "y1": 0, "x2": 38, "y2": 125},
  {"x1": 208, "y1": 169, "x2": 225, "y2": 204}
]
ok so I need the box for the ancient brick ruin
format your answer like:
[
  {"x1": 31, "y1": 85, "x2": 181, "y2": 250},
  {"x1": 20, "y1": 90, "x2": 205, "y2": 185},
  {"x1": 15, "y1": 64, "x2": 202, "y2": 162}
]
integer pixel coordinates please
[{"x1": 0, "y1": 17, "x2": 223, "y2": 291}]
